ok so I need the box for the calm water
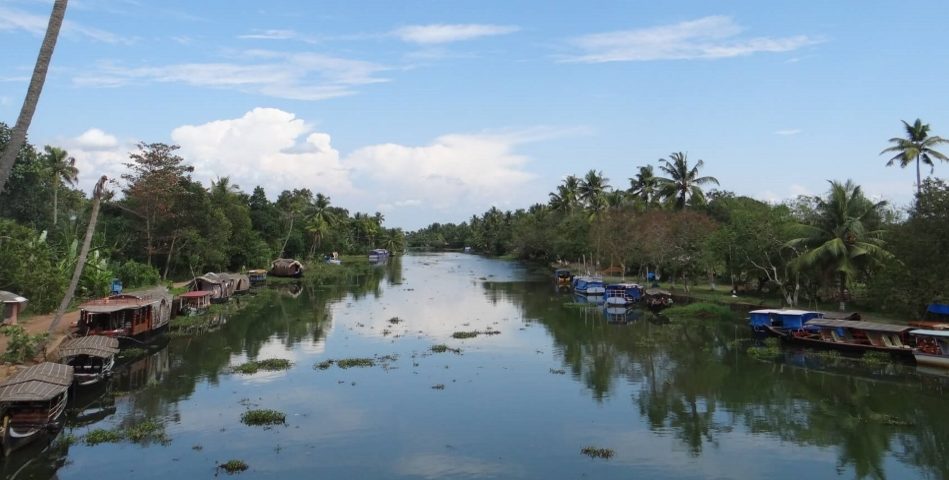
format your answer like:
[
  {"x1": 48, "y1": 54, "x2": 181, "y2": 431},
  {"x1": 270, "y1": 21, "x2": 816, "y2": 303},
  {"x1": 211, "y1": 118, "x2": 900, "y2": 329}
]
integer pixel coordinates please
[{"x1": 4, "y1": 253, "x2": 948, "y2": 479}]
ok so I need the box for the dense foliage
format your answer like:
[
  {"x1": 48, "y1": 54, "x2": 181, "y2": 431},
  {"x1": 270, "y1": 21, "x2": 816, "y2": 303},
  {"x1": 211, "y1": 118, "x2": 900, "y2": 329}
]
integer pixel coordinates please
[{"x1": 0, "y1": 123, "x2": 405, "y2": 314}]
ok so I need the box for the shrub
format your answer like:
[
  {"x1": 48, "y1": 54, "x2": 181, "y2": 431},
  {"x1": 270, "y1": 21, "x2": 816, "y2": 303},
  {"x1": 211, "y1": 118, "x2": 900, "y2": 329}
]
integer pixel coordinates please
[
  {"x1": 0, "y1": 325, "x2": 48, "y2": 363},
  {"x1": 114, "y1": 260, "x2": 161, "y2": 290}
]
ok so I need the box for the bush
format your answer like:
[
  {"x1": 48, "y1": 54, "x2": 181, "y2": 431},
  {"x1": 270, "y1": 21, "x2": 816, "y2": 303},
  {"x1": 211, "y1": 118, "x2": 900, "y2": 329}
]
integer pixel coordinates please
[
  {"x1": 114, "y1": 260, "x2": 161, "y2": 290},
  {"x1": 0, "y1": 325, "x2": 48, "y2": 363},
  {"x1": 662, "y1": 302, "x2": 734, "y2": 322}
]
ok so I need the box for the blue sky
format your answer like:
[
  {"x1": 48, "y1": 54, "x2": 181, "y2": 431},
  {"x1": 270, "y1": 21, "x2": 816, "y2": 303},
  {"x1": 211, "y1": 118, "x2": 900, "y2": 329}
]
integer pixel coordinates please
[{"x1": 3, "y1": 0, "x2": 949, "y2": 229}]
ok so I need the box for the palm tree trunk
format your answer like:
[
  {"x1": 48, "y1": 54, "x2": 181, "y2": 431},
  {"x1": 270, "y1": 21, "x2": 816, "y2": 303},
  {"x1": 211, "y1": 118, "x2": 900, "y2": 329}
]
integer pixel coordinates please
[
  {"x1": 0, "y1": 0, "x2": 69, "y2": 194},
  {"x1": 52, "y1": 179, "x2": 59, "y2": 227},
  {"x1": 280, "y1": 214, "x2": 294, "y2": 257},
  {"x1": 916, "y1": 154, "x2": 922, "y2": 197},
  {"x1": 49, "y1": 175, "x2": 106, "y2": 334}
]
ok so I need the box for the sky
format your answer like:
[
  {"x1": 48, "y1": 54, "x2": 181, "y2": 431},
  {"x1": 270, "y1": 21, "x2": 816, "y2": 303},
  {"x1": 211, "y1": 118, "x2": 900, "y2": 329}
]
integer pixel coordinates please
[{"x1": 3, "y1": 0, "x2": 949, "y2": 229}]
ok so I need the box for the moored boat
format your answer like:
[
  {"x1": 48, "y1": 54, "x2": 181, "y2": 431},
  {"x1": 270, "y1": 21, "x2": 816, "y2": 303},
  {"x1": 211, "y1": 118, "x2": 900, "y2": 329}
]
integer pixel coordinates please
[
  {"x1": 368, "y1": 249, "x2": 390, "y2": 264},
  {"x1": 909, "y1": 303, "x2": 949, "y2": 330},
  {"x1": 0, "y1": 363, "x2": 73, "y2": 455},
  {"x1": 187, "y1": 273, "x2": 235, "y2": 303},
  {"x1": 554, "y1": 269, "x2": 572, "y2": 286},
  {"x1": 247, "y1": 269, "x2": 268, "y2": 286},
  {"x1": 911, "y1": 329, "x2": 949, "y2": 368},
  {"x1": 604, "y1": 283, "x2": 643, "y2": 306},
  {"x1": 75, "y1": 287, "x2": 172, "y2": 342},
  {"x1": 643, "y1": 288, "x2": 673, "y2": 311},
  {"x1": 270, "y1": 258, "x2": 304, "y2": 278},
  {"x1": 572, "y1": 275, "x2": 605, "y2": 295},
  {"x1": 779, "y1": 319, "x2": 915, "y2": 357},
  {"x1": 748, "y1": 309, "x2": 824, "y2": 334},
  {"x1": 54, "y1": 336, "x2": 119, "y2": 386},
  {"x1": 176, "y1": 291, "x2": 212, "y2": 316}
]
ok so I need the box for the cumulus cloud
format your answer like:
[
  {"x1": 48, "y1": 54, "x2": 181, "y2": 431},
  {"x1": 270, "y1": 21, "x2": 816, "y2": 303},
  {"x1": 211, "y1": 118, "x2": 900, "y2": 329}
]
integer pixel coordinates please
[
  {"x1": 0, "y1": 5, "x2": 133, "y2": 44},
  {"x1": 171, "y1": 107, "x2": 353, "y2": 197},
  {"x1": 73, "y1": 50, "x2": 388, "y2": 101},
  {"x1": 74, "y1": 128, "x2": 120, "y2": 150},
  {"x1": 394, "y1": 24, "x2": 519, "y2": 44},
  {"x1": 59, "y1": 129, "x2": 135, "y2": 194},
  {"x1": 563, "y1": 16, "x2": 820, "y2": 63}
]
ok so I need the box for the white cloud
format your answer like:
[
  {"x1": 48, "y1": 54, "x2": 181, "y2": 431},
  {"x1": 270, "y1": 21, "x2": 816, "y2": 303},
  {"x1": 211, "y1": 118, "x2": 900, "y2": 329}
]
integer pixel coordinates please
[
  {"x1": 563, "y1": 16, "x2": 820, "y2": 63},
  {"x1": 171, "y1": 107, "x2": 353, "y2": 197},
  {"x1": 394, "y1": 24, "x2": 519, "y2": 44},
  {"x1": 73, "y1": 50, "x2": 388, "y2": 101},
  {"x1": 59, "y1": 131, "x2": 135, "y2": 195},
  {"x1": 238, "y1": 29, "x2": 319, "y2": 43},
  {"x1": 75, "y1": 128, "x2": 119, "y2": 150},
  {"x1": 0, "y1": 6, "x2": 133, "y2": 44},
  {"x1": 774, "y1": 128, "x2": 802, "y2": 136}
]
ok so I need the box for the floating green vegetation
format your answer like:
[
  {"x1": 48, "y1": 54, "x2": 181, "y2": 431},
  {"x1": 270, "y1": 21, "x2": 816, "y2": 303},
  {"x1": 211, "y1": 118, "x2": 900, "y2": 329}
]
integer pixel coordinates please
[
  {"x1": 581, "y1": 446, "x2": 615, "y2": 459},
  {"x1": 865, "y1": 412, "x2": 914, "y2": 426},
  {"x1": 313, "y1": 359, "x2": 335, "y2": 370},
  {"x1": 550, "y1": 368, "x2": 566, "y2": 375},
  {"x1": 336, "y1": 358, "x2": 375, "y2": 368},
  {"x1": 117, "y1": 347, "x2": 147, "y2": 360},
  {"x1": 662, "y1": 302, "x2": 733, "y2": 321},
  {"x1": 84, "y1": 429, "x2": 122, "y2": 445},
  {"x1": 431, "y1": 384, "x2": 445, "y2": 390},
  {"x1": 747, "y1": 337, "x2": 783, "y2": 361},
  {"x1": 83, "y1": 419, "x2": 167, "y2": 445},
  {"x1": 241, "y1": 409, "x2": 287, "y2": 426},
  {"x1": 861, "y1": 351, "x2": 892, "y2": 366},
  {"x1": 234, "y1": 358, "x2": 293, "y2": 374},
  {"x1": 57, "y1": 433, "x2": 77, "y2": 446},
  {"x1": 218, "y1": 459, "x2": 249, "y2": 475},
  {"x1": 431, "y1": 344, "x2": 462, "y2": 354},
  {"x1": 814, "y1": 350, "x2": 842, "y2": 361},
  {"x1": 388, "y1": 317, "x2": 403, "y2": 324},
  {"x1": 452, "y1": 331, "x2": 479, "y2": 339}
]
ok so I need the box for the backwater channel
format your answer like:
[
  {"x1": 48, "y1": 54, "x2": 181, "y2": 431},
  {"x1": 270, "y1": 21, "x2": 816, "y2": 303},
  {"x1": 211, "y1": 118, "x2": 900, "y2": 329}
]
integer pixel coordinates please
[{"x1": 4, "y1": 252, "x2": 949, "y2": 479}]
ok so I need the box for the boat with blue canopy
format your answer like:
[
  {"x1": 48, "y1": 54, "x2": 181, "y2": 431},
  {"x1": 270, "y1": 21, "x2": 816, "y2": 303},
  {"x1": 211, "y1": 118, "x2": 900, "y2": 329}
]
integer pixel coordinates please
[
  {"x1": 572, "y1": 275, "x2": 605, "y2": 296},
  {"x1": 604, "y1": 283, "x2": 643, "y2": 306},
  {"x1": 748, "y1": 309, "x2": 824, "y2": 334}
]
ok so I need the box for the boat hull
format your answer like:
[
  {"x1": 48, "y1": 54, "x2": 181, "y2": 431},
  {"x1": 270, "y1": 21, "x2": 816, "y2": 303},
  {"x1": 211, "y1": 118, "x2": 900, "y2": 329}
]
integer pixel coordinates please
[
  {"x1": 914, "y1": 352, "x2": 949, "y2": 368},
  {"x1": 770, "y1": 327, "x2": 915, "y2": 358}
]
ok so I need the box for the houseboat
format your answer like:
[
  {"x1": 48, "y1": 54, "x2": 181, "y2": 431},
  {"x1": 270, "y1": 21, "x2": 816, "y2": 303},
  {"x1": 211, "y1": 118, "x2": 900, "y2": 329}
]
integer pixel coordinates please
[
  {"x1": 0, "y1": 291, "x2": 27, "y2": 326},
  {"x1": 188, "y1": 273, "x2": 235, "y2": 303},
  {"x1": 910, "y1": 329, "x2": 949, "y2": 368},
  {"x1": 554, "y1": 269, "x2": 572, "y2": 286},
  {"x1": 0, "y1": 363, "x2": 73, "y2": 455},
  {"x1": 54, "y1": 336, "x2": 119, "y2": 386},
  {"x1": 643, "y1": 288, "x2": 674, "y2": 311},
  {"x1": 368, "y1": 249, "x2": 390, "y2": 263},
  {"x1": 176, "y1": 291, "x2": 212, "y2": 316},
  {"x1": 227, "y1": 273, "x2": 251, "y2": 295},
  {"x1": 604, "y1": 283, "x2": 643, "y2": 306},
  {"x1": 748, "y1": 309, "x2": 824, "y2": 334},
  {"x1": 247, "y1": 269, "x2": 268, "y2": 286},
  {"x1": 572, "y1": 275, "x2": 605, "y2": 296},
  {"x1": 270, "y1": 258, "x2": 304, "y2": 278},
  {"x1": 75, "y1": 287, "x2": 172, "y2": 341},
  {"x1": 779, "y1": 319, "x2": 915, "y2": 357},
  {"x1": 909, "y1": 303, "x2": 949, "y2": 331}
]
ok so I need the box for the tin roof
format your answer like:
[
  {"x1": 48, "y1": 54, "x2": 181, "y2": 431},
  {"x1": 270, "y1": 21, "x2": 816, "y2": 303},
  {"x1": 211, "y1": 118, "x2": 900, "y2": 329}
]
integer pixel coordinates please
[
  {"x1": 0, "y1": 362, "x2": 73, "y2": 402},
  {"x1": 55, "y1": 335, "x2": 119, "y2": 359},
  {"x1": 0, "y1": 291, "x2": 28, "y2": 304},
  {"x1": 180, "y1": 290, "x2": 212, "y2": 298},
  {"x1": 805, "y1": 319, "x2": 912, "y2": 333},
  {"x1": 910, "y1": 329, "x2": 949, "y2": 338}
]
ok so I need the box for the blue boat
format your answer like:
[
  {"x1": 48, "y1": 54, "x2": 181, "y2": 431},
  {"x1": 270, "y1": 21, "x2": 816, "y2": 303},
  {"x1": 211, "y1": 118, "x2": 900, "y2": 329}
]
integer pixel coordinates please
[
  {"x1": 368, "y1": 249, "x2": 389, "y2": 264},
  {"x1": 572, "y1": 275, "x2": 605, "y2": 295},
  {"x1": 604, "y1": 283, "x2": 643, "y2": 306},
  {"x1": 748, "y1": 309, "x2": 824, "y2": 334}
]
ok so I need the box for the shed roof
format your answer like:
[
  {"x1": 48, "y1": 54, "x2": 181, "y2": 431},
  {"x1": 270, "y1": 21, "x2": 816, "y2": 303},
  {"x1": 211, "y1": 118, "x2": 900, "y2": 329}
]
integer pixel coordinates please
[
  {"x1": 55, "y1": 335, "x2": 119, "y2": 359},
  {"x1": 806, "y1": 319, "x2": 912, "y2": 333},
  {"x1": 749, "y1": 309, "x2": 821, "y2": 316},
  {"x1": 0, "y1": 362, "x2": 73, "y2": 402},
  {"x1": 644, "y1": 288, "x2": 671, "y2": 296},
  {"x1": 180, "y1": 291, "x2": 212, "y2": 298},
  {"x1": 0, "y1": 291, "x2": 28, "y2": 304},
  {"x1": 910, "y1": 329, "x2": 949, "y2": 338}
]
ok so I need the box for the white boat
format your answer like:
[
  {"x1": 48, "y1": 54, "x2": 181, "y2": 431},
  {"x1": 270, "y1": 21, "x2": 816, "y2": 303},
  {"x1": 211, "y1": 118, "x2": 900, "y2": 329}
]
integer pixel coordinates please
[{"x1": 911, "y1": 329, "x2": 949, "y2": 368}]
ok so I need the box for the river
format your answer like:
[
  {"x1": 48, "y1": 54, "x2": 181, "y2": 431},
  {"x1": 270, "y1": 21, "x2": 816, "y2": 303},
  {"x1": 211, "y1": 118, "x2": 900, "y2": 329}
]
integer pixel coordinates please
[{"x1": 4, "y1": 252, "x2": 948, "y2": 479}]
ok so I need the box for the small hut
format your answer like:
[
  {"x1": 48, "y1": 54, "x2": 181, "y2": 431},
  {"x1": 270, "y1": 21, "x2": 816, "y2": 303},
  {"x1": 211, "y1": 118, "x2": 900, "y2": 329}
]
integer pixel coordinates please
[
  {"x1": 270, "y1": 258, "x2": 304, "y2": 278},
  {"x1": 0, "y1": 291, "x2": 28, "y2": 326}
]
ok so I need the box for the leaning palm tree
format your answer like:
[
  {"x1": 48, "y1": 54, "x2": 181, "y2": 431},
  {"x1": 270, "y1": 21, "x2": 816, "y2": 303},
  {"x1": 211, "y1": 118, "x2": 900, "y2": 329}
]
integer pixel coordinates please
[
  {"x1": 787, "y1": 180, "x2": 892, "y2": 308},
  {"x1": 655, "y1": 152, "x2": 720, "y2": 210},
  {"x1": 880, "y1": 118, "x2": 949, "y2": 197},
  {"x1": 0, "y1": 0, "x2": 69, "y2": 194},
  {"x1": 628, "y1": 165, "x2": 659, "y2": 207},
  {"x1": 44, "y1": 145, "x2": 78, "y2": 226},
  {"x1": 49, "y1": 175, "x2": 107, "y2": 334}
]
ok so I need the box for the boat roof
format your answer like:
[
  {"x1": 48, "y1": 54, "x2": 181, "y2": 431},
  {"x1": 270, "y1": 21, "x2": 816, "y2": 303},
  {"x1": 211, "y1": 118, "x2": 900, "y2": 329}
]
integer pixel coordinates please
[
  {"x1": 247, "y1": 269, "x2": 267, "y2": 274},
  {"x1": 0, "y1": 291, "x2": 27, "y2": 304},
  {"x1": 805, "y1": 319, "x2": 912, "y2": 333},
  {"x1": 749, "y1": 309, "x2": 821, "y2": 316},
  {"x1": 55, "y1": 335, "x2": 119, "y2": 359},
  {"x1": 910, "y1": 329, "x2": 949, "y2": 338},
  {"x1": 0, "y1": 362, "x2": 73, "y2": 402},
  {"x1": 180, "y1": 290, "x2": 212, "y2": 298},
  {"x1": 928, "y1": 303, "x2": 949, "y2": 315},
  {"x1": 644, "y1": 288, "x2": 671, "y2": 295},
  {"x1": 607, "y1": 283, "x2": 641, "y2": 288}
]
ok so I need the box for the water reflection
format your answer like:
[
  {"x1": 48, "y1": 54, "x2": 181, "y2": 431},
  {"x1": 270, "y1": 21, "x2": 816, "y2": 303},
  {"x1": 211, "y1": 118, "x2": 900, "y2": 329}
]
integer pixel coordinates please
[{"x1": 5, "y1": 254, "x2": 949, "y2": 480}]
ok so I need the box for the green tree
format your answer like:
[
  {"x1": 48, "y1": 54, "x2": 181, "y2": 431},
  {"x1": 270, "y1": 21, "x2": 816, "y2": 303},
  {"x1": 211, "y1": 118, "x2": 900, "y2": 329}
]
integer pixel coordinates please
[
  {"x1": 628, "y1": 165, "x2": 660, "y2": 208},
  {"x1": 788, "y1": 180, "x2": 892, "y2": 307},
  {"x1": 43, "y1": 145, "x2": 78, "y2": 227},
  {"x1": 548, "y1": 175, "x2": 581, "y2": 212},
  {"x1": 578, "y1": 169, "x2": 610, "y2": 215},
  {"x1": 304, "y1": 193, "x2": 338, "y2": 258},
  {"x1": 880, "y1": 118, "x2": 949, "y2": 197},
  {"x1": 0, "y1": 0, "x2": 69, "y2": 194},
  {"x1": 656, "y1": 152, "x2": 720, "y2": 210}
]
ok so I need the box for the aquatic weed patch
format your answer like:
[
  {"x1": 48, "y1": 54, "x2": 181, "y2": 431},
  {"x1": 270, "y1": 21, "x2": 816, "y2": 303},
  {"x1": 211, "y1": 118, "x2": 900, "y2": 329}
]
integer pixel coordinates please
[
  {"x1": 84, "y1": 428, "x2": 122, "y2": 445},
  {"x1": 336, "y1": 358, "x2": 375, "y2": 368},
  {"x1": 388, "y1": 316, "x2": 403, "y2": 324},
  {"x1": 83, "y1": 419, "x2": 168, "y2": 445},
  {"x1": 746, "y1": 337, "x2": 783, "y2": 361},
  {"x1": 451, "y1": 329, "x2": 501, "y2": 339},
  {"x1": 860, "y1": 351, "x2": 892, "y2": 367},
  {"x1": 217, "y1": 459, "x2": 249, "y2": 475},
  {"x1": 313, "y1": 359, "x2": 335, "y2": 370},
  {"x1": 581, "y1": 446, "x2": 615, "y2": 459},
  {"x1": 233, "y1": 358, "x2": 293, "y2": 374},
  {"x1": 117, "y1": 347, "x2": 147, "y2": 360},
  {"x1": 431, "y1": 344, "x2": 462, "y2": 354},
  {"x1": 241, "y1": 409, "x2": 286, "y2": 426}
]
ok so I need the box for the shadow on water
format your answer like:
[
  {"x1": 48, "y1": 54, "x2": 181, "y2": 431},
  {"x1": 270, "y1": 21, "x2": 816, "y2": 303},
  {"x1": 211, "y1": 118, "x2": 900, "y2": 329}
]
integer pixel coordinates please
[{"x1": 484, "y1": 280, "x2": 949, "y2": 480}]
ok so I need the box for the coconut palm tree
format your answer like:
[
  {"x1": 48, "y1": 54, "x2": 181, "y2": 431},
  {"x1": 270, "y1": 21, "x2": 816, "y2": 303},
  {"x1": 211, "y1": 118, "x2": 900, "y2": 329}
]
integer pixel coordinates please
[
  {"x1": 44, "y1": 145, "x2": 78, "y2": 226},
  {"x1": 0, "y1": 0, "x2": 69, "y2": 194},
  {"x1": 49, "y1": 175, "x2": 107, "y2": 334},
  {"x1": 548, "y1": 175, "x2": 581, "y2": 212},
  {"x1": 578, "y1": 169, "x2": 610, "y2": 214},
  {"x1": 787, "y1": 180, "x2": 892, "y2": 307},
  {"x1": 655, "y1": 152, "x2": 720, "y2": 210},
  {"x1": 880, "y1": 118, "x2": 949, "y2": 197},
  {"x1": 628, "y1": 165, "x2": 659, "y2": 207},
  {"x1": 304, "y1": 193, "x2": 337, "y2": 257}
]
